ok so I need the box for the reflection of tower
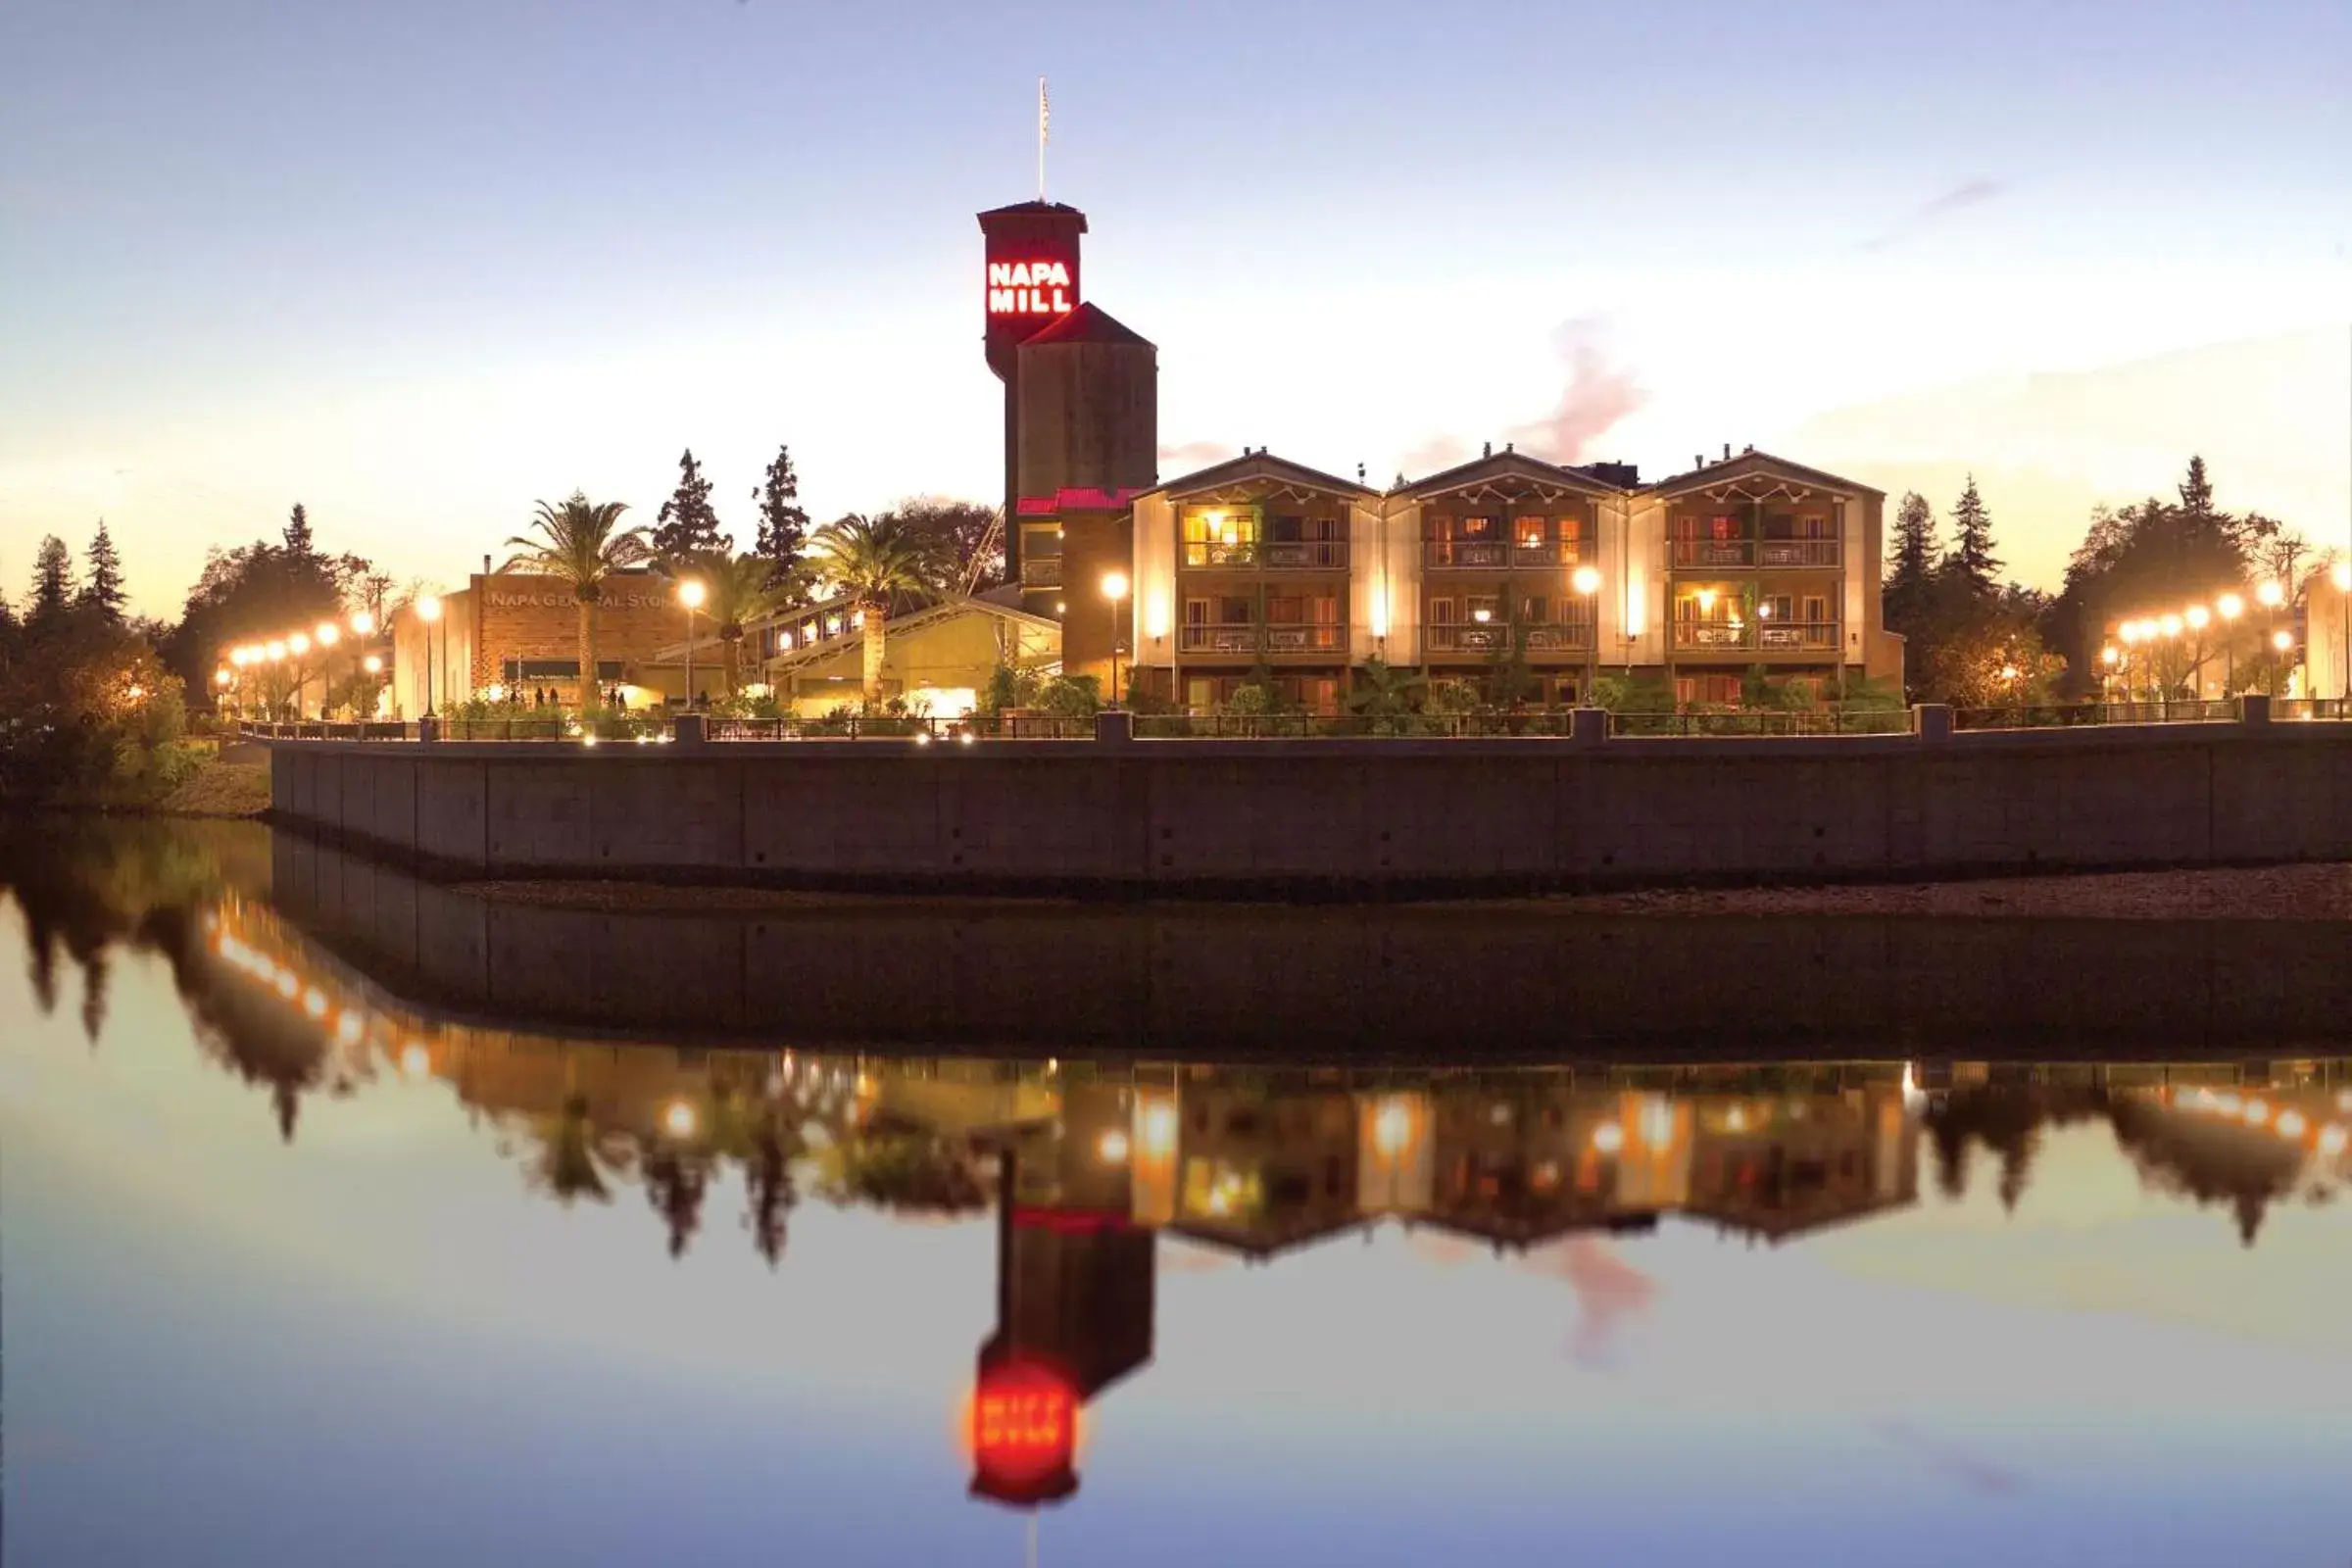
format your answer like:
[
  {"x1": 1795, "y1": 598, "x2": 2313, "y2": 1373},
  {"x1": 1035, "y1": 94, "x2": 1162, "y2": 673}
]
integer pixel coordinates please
[{"x1": 970, "y1": 1082, "x2": 1155, "y2": 1511}]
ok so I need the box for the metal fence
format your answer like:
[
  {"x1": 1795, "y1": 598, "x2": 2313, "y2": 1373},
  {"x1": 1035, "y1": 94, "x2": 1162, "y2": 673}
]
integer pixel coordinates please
[
  {"x1": 238, "y1": 696, "x2": 2344, "y2": 748},
  {"x1": 1952, "y1": 700, "x2": 2238, "y2": 731},
  {"x1": 1609, "y1": 708, "x2": 1912, "y2": 738}
]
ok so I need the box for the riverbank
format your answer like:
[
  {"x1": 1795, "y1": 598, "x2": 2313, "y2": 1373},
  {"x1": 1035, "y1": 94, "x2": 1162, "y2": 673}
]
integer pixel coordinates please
[
  {"x1": 448, "y1": 859, "x2": 2352, "y2": 920},
  {"x1": 0, "y1": 758, "x2": 271, "y2": 820}
]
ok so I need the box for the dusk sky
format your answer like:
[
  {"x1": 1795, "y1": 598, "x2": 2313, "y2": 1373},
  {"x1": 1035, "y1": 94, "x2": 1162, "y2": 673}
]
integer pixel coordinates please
[{"x1": 3, "y1": 0, "x2": 2347, "y2": 615}]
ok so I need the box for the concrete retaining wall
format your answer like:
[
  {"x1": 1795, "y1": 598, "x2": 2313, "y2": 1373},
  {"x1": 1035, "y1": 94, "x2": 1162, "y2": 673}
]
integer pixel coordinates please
[{"x1": 264, "y1": 717, "x2": 2352, "y2": 897}]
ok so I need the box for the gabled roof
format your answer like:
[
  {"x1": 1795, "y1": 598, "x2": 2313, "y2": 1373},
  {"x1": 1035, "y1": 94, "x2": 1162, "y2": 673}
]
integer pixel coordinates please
[
  {"x1": 1396, "y1": 448, "x2": 1627, "y2": 502},
  {"x1": 1146, "y1": 450, "x2": 1375, "y2": 505},
  {"x1": 1019, "y1": 302, "x2": 1153, "y2": 349},
  {"x1": 745, "y1": 593, "x2": 1059, "y2": 676},
  {"x1": 1643, "y1": 449, "x2": 1885, "y2": 501}
]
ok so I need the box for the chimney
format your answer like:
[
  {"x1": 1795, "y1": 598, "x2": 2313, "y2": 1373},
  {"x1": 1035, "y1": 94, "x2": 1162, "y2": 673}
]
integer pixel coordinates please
[
  {"x1": 1483, "y1": 441, "x2": 1493, "y2": 458},
  {"x1": 1504, "y1": 440, "x2": 1514, "y2": 453},
  {"x1": 1723, "y1": 442, "x2": 1732, "y2": 461},
  {"x1": 482, "y1": 553, "x2": 492, "y2": 578},
  {"x1": 1693, "y1": 453, "x2": 1704, "y2": 470},
  {"x1": 1356, "y1": 462, "x2": 1366, "y2": 484}
]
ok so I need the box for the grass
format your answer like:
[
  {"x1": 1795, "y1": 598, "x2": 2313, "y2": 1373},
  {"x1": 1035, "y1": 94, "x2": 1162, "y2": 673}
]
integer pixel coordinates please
[{"x1": 155, "y1": 759, "x2": 271, "y2": 818}]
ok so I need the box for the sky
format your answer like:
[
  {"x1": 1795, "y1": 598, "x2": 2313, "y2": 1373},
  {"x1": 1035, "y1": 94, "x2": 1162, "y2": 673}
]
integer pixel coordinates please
[
  {"x1": 9, "y1": 907, "x2": 2352, "y2": 1564},
  {"x1": 2, "y1": 0, "x2": 2348, "y2": 617}
]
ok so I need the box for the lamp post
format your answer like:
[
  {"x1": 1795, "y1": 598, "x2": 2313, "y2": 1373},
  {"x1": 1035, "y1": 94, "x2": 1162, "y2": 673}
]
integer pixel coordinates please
[
  {"x1": 2333, "y1": 562, "x2": 2352, "y2": 705},
  {"x1": 362, "y1": 654, "x2": 383, "y2": 719},
  {"x1": 349, "y1": 610, "x2": 376, "y2": 717},
  {"x1": 288, "y1": 632, "x2": 312, "y2": 720},
  {"x1": 416, "y1": 595, "x2": 443, "y2": 717},
  {"x1": 1100, "y1": 571, "x2": 1129, "y2": 707},
  {"x1": 2184, "y1": 604, "x2": 2210, "y2": 699},
  {"x1": 2217, "y1": 591, "x2": 2244, "y2": 695},
  {"x1": 678, "y1": 578, "x2": 707, "y2": 711},
  {"x1": 265, "y1": 640, "x2": 288, "y2": 720},
  {"x1": 2258, "y1": 580, "x2": 2286, "y2": 698},
  {"x1": 2099, "y1": 644, "x2": 2120, "y2": 703},
  {"x1": 1572, "y1": 564, "x2": 1601, "y2": 704}
]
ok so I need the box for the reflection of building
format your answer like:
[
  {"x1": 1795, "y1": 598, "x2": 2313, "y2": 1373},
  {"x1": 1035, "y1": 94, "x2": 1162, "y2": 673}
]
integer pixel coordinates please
[
  {"x1": 1682, "y1": 1085, "x2": 1920, "y2": 1244},
  {"x1": 1159, "y1": 1080, "x2": 1369, "y2": 1260},
  {"x1": 973, "y1": 1083, "x2": 1155, "y2": 1509}
]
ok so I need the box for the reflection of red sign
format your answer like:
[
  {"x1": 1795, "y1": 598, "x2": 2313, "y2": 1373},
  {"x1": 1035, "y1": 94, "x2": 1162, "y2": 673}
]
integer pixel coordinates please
[
  {"x1": 1010, "y1": 1205, "x2": 1131, "y2": 1235},
  {"x1": 971, "y1": 1359, "x2": 1077, "y2": 1504},
  {"x1": 987, "y1": 260, "x2": 1074, "y2": 317}
]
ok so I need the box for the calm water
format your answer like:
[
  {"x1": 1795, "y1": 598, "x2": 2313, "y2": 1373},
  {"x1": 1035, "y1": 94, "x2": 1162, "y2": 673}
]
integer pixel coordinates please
[{"x1": 5, "y1": 824, "x2": 2352, "y2": 1567}]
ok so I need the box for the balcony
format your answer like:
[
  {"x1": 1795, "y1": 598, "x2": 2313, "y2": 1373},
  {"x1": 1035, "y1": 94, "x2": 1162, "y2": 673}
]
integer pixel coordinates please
[
  {"x1": 1424, "y1": 539, "x2": 1588, "y2": 570},
  {"x1": 1426, "y1": 621, "x2": 1594, "y2": 655},
  {"x1": 1183, "y1": 540, "x2": 1349, "y2": 569},
  {"x1": 1179, "y1": 622, "x2": 1347, "y2": 655},
  {"x1": 1019, "y1": 557, "x2": 1062, "y2": 588},
  {"x1": 1671, "y1": 621, "x2": 1841, "y2": 654},
  {"x1": 1672, "y1": 537, "x2": 1841, "y2": 569}
]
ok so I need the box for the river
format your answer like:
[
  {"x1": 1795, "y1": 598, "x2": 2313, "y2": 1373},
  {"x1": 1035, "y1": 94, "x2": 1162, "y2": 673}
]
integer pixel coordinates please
[{"x1": 3, "y1": 821, "x2": 2348, "y2": 1566}]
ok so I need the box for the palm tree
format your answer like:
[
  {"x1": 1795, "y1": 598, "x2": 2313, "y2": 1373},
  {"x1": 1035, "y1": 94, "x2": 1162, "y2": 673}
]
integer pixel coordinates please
[
  {"x1": 672, "y1": 552, "x2": 798, "y2": 697},
  {"x1": 503, "y1": 494, "x2": 655, "y2": 712},
  {"x1": 808, "y1": 514, "x2": 935, "y2": 702}
]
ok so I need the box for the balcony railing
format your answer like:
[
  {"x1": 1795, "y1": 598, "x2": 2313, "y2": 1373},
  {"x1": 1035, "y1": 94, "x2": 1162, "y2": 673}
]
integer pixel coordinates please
[
  {"x1": 1019, "y1": 557, "x2": 1062, "y2": 587},
  {"x1": 1671, "y1": 620, "x2": 1841, "y2": 653},
  {"x1": 1672, "y1": 537, "x2": 1841, "y2": 568},
  {"x1": 1178, "y1": 622, "x2": 1346, "y2": 655},
  {"x1": 1423, "y1": 539, "x2": 1589, "y2": 570},
  {"x1": 1758, "y1": 539, "x2": 1841, "y2": 568},
  {"x1": 1426, "y1": 622, "x2": 1595, "y2": 654},
  {"x1": 1182, "y1": 540, "x2": 1349, "y2": 569}
]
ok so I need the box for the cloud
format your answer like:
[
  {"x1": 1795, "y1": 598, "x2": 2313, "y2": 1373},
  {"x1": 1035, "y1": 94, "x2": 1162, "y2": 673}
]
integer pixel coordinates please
[
  {"x1": 1858, "y1": 178, "x2": 2007, "y2": 252},
  {"x1": 1398, "y1": 434, "x2": 1472, "y2": 475},
  {"x1": 1870, "y1": 1419, "x2": 2028, "y2": 1495},
  {"x1": 1504, "y1": 318, "x2": 1646, "y2": 465},
  {"x1": 1157, "y1": 439, "x2": 1235, "y2": 470},
  {"x1": 1517, "y1": 1235, "x2": 1658, "y2": 1369},
  {"x1": 1395, "y1": 317, "x2": 1643, "y2": 479}
]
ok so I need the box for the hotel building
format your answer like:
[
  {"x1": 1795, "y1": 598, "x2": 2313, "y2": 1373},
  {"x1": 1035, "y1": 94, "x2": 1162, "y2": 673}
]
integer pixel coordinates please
[{"x1": 982, "y1": 195, "x2": 1903, "y2": 713}]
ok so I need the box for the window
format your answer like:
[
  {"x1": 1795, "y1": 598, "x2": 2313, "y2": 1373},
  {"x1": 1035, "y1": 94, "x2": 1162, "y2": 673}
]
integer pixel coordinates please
[
  {"x1": 1515, "y1": 515, "x2": 1549, "y2": 549},
  {"x1": 1428, "y1": 597, "x2": 1456, "y2": 625},
  {"x1": 1802, "y1": 594, "x2": 1829, "y2": 626},
  {"x1": 1185, "y1": 597, "x2": 1211, "y2": 626},
  {"x1": 1182, "y1": 507, "x2": 1258, "y2": 546},
  {"x1": 1466, "y1": 594, "x2": 1500, "y2": 623},
  {"x1": 1761, "y1": 594, "x2": 1793, "y2": 623},
  {"x1": 1266, "y1": 594, "x2": 1304, "y2": 623},
  {"x1": 1186, "y1": 677, "x2": 1214, "y2": 710},
  {"x1": 1520, "y1": 595, "x2": 1550, "y2": 624},
  {"x1": 1798, "y1": 514, "x2": 1829, "y2": 539},
  {"x1": 1459, "y1": 514, "x2": 1498, "y2": 540},
  {"x1": 1709, "y1": 514, "x2": 1739, "y2": 540}
]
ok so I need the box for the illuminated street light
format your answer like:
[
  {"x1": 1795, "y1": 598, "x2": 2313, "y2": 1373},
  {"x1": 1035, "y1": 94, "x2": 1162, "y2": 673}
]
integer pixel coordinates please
[
  {"x1": 2257, "y1": 580, "x2": 2284, "y2": 609},
  {"x1": 1101, "y1": 571, "x2": 1129, "y2": 707},
  {"x1": 416, "y1": 595, "x2": 444, "y2": 717},
  {"x1": 316, "y1": 622, "x2": 339, "y2": 647},
  {"x1": 2218, "y1": 592, "x2": 2244, "y2": 620},
  {"x1": 2184, "y1": 605, "x2": 2209, "y2": 630},
  {"x1": 662, "y1": 1101, "x2": 699, "y2": 1139},
  {"x1": 363, "y1": 654, "x2": 382, "y2": 674},
  {"x1": 350, "y1": 610, "x2": 376, "y2": 636},
  {"x1": 289, "y1": 632, "x2": 310, "y2": 656},
  {"x1": 1097, "y1": 1129, "x2": 1130, "y2": 1164},
  {"x1": 1572, "y1": 565, "x2": 1602, "y2": 699}
]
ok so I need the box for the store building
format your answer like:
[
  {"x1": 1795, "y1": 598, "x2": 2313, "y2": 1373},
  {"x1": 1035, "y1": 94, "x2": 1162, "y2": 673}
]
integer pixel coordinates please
[{"x1": 387, "y1": 566, "x2": 687, "y2": 716}]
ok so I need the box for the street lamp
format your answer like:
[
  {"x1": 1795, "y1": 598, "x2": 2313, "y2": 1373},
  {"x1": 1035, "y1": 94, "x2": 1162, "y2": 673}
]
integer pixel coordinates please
[
  {"x1": 2333, "y1": 562, "x2": 2352, "y2": 704},
  {"x1": 2256, "y1": 581, "x2": 2287, "y2": 698},
  {"x1": 1572, "y1": 564, "x2": 1602, "y2": 703},
  {"x1": 2217, "y1": 592, "x2": 2244, "y2": 694},
  {"x1": 2099, "y1": 644, "x2": 2120, "y2": 703},
  {"x1": 2273, "y1": 626, "x2": 2294, "y2": 698},
  {"x1": 1100, "y1": 571, "x2": 1129, "y2": 707},
  {"x1": 2184, "y1": 603, "x2": 2210, "y2": 697},
  {"x1": 416, "y1": 595, "x2": 443, "y2": 717},
  {"x1": 678, "y1": 578, "x2": 707, "y2": 710}
]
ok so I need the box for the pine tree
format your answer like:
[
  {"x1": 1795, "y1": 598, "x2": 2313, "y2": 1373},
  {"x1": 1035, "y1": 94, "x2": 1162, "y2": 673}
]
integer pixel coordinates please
[
  {"x1": 26, "y1": 535, "x2": 75, "y2": 629},
  {"x1": 753, "y1": 443, "x2": 810, "y2": 589},
  {"x1": 2179, "y1": 455, "x2": 2214, "y2": 517},
  {"x1": 653, "y1": 449, "x2": 727, "y2": 559},
  {"x1": 1946, "y1": 475, "x2": 2001, "y2": 596},
  {"x1": 283, "y1": 503, "x2": 315, "y2": 556},
  {"x1": 80, "y1": 518, "x2": 127, "y2": 622},
  {"x1": 1886, "y1": 492, "x2": 1937, "y2": 599}
]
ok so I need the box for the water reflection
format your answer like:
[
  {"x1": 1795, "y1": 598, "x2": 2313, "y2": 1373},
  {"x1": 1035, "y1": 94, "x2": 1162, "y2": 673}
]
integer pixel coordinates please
[{"x1": 9, "y1": 823, "x2": 2352, "y2": 1551}]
